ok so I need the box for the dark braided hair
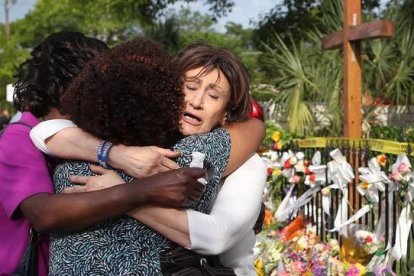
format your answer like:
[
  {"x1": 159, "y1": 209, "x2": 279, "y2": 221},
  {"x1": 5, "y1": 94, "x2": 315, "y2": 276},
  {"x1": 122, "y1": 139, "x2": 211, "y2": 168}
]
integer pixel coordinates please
[{"x1": 13, "y1": 31, "x2": 108, "y2": 118}]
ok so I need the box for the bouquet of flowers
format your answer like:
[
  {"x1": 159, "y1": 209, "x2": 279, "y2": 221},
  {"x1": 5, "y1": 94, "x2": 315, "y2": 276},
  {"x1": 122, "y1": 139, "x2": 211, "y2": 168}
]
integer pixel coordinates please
[
  {"x1": 354, "y1": 230, "x2": 383, "y2": 255},
  {"x1": 255, "y1": 216, "x2": 341, "y2": 275}
]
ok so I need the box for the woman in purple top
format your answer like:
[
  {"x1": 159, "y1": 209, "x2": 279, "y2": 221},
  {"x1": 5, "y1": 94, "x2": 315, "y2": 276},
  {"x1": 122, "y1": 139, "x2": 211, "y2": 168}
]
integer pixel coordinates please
[{"x1": 0, "y1": 32, "x2": 205, "y2": 275}]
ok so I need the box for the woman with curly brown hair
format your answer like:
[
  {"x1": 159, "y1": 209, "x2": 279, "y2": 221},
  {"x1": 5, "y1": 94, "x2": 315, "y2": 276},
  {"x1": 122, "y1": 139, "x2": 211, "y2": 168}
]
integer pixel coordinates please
[
  {"x1": 0, "y1": 32, "x2": 205, "y2": 276},
  {"x1": 36, "y1": 37, "x2": 260, "y2": 275},
  {"x1": 31, "y1": 41, "x2": 265, "y2": 275}
]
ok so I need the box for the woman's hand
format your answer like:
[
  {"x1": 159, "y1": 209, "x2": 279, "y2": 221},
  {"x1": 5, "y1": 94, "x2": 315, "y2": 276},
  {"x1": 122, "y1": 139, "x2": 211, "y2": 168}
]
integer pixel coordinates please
[
  {"x1": 63, "y1": 165, "x2": 124, "y2": 193},
  {"x1": 108, "y1": 145, "x2": 181, "y2": 178}
]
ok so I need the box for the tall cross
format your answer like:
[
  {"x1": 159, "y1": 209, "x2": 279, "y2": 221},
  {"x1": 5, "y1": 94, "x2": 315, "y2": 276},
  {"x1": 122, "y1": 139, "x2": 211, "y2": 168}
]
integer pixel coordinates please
[{"x1": 322, "y1": 0, "x2": 394, "y2": 138}]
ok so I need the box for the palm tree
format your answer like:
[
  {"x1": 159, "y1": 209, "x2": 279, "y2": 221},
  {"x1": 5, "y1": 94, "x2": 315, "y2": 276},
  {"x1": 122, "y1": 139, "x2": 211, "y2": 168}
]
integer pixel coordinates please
[
  {"x1": 364, "y1": 0, "x2": 414, "y2": 106},
  {"x1": 257, "y1": 0, "x2": 414, "y2": 137}
]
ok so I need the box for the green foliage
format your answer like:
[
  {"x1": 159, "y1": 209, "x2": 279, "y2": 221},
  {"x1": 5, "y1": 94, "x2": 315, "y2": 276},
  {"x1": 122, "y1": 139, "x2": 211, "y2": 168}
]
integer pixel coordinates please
[
  {"x1": 369, "y1": 125, "x2": 414, "y2": 141},
  {"x1": 8, "y1": 0, "x2": 235, "y2": 47},
  {"x1": 255, "y1": 0, "x2": 414, "y2": 137},
  {"x1": 252, "y1": 0, "x2": 325, "y2": 50},
  {"x1": 0, "y1": 0, "x2": 248, "y2": 109},
  {"x1": 252, "y1": 0, "x2": 381, "y2": 49},
  {"x1": 262, "y1": 120, "x2": 293, "y2": 149},
  {"x1": 63, "y1": 0, "x2": 234, "y2": 25},
  {"x1": 0, "y1": 34, "x2": 30, "y2": 111},
  {"x1": 363, "y1": 0, "x2": 414, "y2": 106},
  {"x1": 260, "y1": 32, "x2": 340, "y2": 135}
]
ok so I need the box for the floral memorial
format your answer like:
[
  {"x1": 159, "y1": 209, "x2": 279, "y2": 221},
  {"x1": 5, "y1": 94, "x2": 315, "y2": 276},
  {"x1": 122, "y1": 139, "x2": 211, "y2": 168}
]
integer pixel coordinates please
[{"x1": 254, "y1": 131, "x2": 413, "y2": 275}]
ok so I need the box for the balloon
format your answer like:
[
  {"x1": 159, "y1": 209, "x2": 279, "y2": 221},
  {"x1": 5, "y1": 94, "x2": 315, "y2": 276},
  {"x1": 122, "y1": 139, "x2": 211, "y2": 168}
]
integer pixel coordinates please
[{"x1": 249, "y1": 99, "x2": 264, "y2": 121}]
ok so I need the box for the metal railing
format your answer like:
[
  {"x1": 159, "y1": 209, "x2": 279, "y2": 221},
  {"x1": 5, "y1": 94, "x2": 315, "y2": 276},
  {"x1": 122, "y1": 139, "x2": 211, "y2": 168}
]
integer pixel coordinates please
[{"x1": 278, "y1": 137, "x2": 414, "y2": 273}]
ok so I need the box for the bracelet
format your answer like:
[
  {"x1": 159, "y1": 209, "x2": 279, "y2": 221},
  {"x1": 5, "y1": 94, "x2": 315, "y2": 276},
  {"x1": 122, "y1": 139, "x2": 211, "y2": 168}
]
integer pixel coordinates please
[{"x1": 97, "y1": 140, "x2": 113, "y2": 169}]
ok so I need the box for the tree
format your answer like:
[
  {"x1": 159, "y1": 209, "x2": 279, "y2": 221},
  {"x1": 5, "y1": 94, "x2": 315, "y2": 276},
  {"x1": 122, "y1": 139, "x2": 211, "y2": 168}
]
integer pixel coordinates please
[
  {"x1": 0, "y1": 33, "x2": 30, "y2": 111},
  {"x1": 9, "y1": 0, "x2": 234, "y2": 47},
  {"x1": 142, "y1": 8, "x2": 262, "y2": 83},
  {"x1": 364, "y1": 0, "x2": 414, "y2": 105},
  {"x1": 252, "y1": 0, "x2": 381, "y2": 49},
  {"x1": 255, "y1": 0, "x2": 395, "y2": 136}
]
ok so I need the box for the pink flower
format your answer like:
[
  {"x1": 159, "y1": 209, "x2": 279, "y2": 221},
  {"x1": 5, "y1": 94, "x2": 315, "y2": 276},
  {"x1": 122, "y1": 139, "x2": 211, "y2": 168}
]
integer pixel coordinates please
[
  {"x1": 346, "y1": 266, "x2": 360, "y2": 276},
  {"x1": 398, "y1": 162, "x2": 410, "y2": 174},
  {"x1": 291, "y1": 175, "x2": 301, "y2": 184},
  {"x1": 390, "y1": 171, "x2": 402, "y2": 181},
  {"x1": 292, "y1": 261, "x2": 306, "y2": 273}
]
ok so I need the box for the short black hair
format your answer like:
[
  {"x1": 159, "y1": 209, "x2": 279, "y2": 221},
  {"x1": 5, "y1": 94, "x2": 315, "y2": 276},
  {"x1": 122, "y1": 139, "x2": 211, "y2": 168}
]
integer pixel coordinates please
[{"x1": 13, "y1": 31, "x2": 108, "y2": 118}]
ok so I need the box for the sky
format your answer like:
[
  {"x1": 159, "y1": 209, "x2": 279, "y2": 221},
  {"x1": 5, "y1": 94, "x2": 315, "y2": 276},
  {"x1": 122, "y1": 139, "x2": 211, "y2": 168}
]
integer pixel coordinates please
[{"x1": 1, "y1": 0, "x2": 280, "y2": 32}]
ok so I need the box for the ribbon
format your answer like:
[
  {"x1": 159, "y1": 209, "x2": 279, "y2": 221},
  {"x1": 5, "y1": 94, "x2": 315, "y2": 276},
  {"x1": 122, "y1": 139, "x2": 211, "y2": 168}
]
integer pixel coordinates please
[
  {"x1": 322, "y1": 187, "x2": 331, "y2": 216},
  {"x1": 389, "y1": 153, "x2": 413, "y2": 261},
  {"x1": 280, "y1": 151, "x2": 295, "y2": 179},
  {"x1": 357, "y1": 157, "x2": 390, "y2": 203},
  {"x1": 325, "y1": 149, "x2": 355, "y2": 234},
  {"x1": 327, "y1": 149, "x2": 354, "y2": 191},
  {"x1": 328, "y1": 204, "x2": 371, "y2": 233},
  {"x1": 391, "y1": 204, "x2": 412, "y2": 261},
  {"x1": 296, "y1": 137, "x2": 413, "y2": 157},
  {"x1": 331, "y1": 189, "x2": 349, "y2": 236},
  {"x1": 275, "y1": 186, "x2": 320, "y2": 222},
  {"x1": 304, "y1": 151, "x2": 327, "y2": 187},
  {"x1": 275, "y1": 185, "x2": 295, "y2": 222},
  {"x1": 375, "y1": 191, "x2": 394, "y2": 252}
]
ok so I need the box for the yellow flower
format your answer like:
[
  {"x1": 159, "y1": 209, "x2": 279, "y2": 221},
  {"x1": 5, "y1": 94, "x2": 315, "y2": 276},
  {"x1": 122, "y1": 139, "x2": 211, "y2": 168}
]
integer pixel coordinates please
[
  {"x1": 254, "y1": 259, "x2": 265, "y2": 276},
  {"x1": 272, "y1": 131, "x2": 282, "y2": 142},
  {"x1": 322, "y1": 187, "x2": 330, "y2": 196},
  {"x1": 360, "y1": 182, "x2": 369, "y2": 190},
  {"x1": 343, "y1": 262, "x2": 367, "y2": 276},
  {"x1": 272, "y1": 168, "x2": 282, "y2": 177},
  {"x1": 376, "y1": 154, "x2": 387, "y2": 167}
]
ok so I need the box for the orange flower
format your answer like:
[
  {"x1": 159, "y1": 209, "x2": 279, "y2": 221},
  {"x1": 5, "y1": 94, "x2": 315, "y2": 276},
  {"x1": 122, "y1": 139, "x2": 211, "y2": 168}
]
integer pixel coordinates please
[
  {"x1": 281, "y1": 215, "x2": 306, "y2": 241},
  {"x1": 360, "y1": 182, "x2": 369, "y2": 190},
  {"x1": 376, "y1": 154, "x2": 387, "y2": 167},
  {"x1": 272, "y1": 141, "x2": 283, "y2": 150},
  {"x1": 264, "y1": 208, "x2": 274, "y2": 226}
]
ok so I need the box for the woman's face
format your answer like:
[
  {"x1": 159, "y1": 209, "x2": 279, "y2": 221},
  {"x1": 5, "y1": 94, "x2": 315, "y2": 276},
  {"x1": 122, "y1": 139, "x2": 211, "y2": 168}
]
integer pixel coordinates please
[{"x1": 179, "y1": 67, "x2": 231, "y2": 136}]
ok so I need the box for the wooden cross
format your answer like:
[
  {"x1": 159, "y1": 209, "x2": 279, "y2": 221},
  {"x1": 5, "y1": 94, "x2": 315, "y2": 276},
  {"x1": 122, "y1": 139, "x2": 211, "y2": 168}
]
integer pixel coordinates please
[{"x1": 322, "y1": 0, "x2": 394, "y2": 138}]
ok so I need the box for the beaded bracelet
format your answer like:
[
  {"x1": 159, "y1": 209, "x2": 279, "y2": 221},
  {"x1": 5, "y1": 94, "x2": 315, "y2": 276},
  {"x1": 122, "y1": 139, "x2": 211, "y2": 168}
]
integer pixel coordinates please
[{"x1": 97, "y1": 140, "x2": 113, "y2": 169}]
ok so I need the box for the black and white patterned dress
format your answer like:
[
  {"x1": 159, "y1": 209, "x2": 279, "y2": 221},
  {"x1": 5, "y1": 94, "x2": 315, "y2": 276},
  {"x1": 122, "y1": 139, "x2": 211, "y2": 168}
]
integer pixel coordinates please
[{"x1": 49, "y1": 127, "x2": 231, "y2": 275}]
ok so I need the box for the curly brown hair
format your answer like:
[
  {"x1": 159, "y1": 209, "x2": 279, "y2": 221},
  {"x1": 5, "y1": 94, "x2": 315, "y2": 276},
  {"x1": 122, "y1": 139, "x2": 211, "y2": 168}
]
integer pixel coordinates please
[{"x1": 61, "y1": 37, "x2": 183, "y2": 147}]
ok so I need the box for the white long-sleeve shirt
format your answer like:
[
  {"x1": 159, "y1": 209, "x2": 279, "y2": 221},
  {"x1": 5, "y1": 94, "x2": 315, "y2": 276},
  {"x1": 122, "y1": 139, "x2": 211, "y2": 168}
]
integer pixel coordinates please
[
  {"x1": 30, "y1": 120, "x2": 266, "y2": 275},
  {"x1": 189, "y1": 154, "x2": 266, "y2": 275}
]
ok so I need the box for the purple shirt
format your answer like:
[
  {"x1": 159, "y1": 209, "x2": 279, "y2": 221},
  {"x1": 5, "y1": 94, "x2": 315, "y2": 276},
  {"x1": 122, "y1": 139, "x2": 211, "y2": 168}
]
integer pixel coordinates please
[{"x1": 0, "y1": 112, "x2": 53, "y2": 276}]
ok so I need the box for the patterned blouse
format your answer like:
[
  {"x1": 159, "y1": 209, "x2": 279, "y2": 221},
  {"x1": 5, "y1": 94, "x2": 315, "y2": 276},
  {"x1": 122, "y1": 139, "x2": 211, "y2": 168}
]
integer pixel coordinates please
[{"x1": 49, "y1": 127, "x2": 231, "y2": 275}]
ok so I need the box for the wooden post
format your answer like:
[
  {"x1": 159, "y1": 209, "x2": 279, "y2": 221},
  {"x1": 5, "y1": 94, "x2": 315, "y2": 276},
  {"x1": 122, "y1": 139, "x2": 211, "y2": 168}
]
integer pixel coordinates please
[
  {"x1": 343, "y1": 0, "x2": 362, "y2": 138},
  {"x1": 322, "y1": 0, "x2": 394, "y2": 212},
  {"x1": 322, "y1": 1, "x2": 394, "y2": 138}
]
